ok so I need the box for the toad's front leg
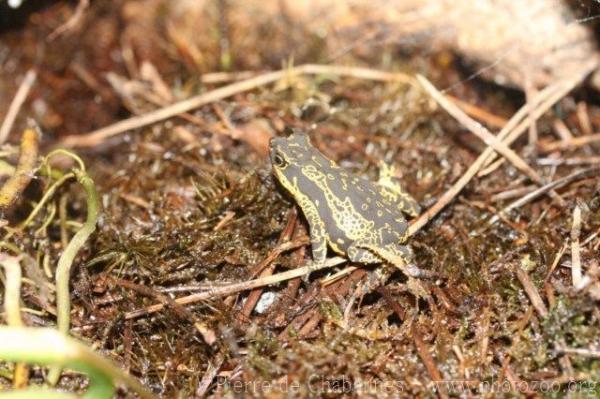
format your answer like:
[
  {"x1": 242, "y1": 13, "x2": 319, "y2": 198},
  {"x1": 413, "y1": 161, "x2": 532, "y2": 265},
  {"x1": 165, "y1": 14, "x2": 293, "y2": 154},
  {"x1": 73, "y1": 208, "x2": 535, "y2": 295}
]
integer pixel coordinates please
[{"x1": 297, "y1": 202, "x2": 328, "y2": 266}]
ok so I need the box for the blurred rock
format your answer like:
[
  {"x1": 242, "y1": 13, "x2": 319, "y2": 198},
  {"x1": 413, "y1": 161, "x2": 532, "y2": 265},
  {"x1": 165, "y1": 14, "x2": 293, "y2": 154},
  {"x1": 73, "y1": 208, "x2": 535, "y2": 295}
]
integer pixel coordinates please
[{"x1": 164, "y1": 0, "x2": 599, "y2": 90}]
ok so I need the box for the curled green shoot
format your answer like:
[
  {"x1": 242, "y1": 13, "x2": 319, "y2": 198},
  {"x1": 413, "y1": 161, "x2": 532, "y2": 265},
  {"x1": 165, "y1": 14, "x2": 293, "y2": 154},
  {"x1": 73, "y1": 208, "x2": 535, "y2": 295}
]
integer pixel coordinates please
[
  {"x1": 9, "y1": 172, "x2": 75, "y2": 237},
  {"x1": 47, "y1": 169, "x2": 100, "y2": 385},
  {"x1": 11, "y1": 148, "x2": 89, "y2": 237},
  {"x1": 43, "y1": 149, "x2": 86, "y2": 173}
]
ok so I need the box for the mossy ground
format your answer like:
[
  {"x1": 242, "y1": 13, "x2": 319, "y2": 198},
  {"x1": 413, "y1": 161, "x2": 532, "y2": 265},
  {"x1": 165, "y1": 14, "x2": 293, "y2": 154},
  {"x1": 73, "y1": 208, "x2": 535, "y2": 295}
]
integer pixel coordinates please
[{"x1": 0, "y1": 1, "x2": 599, "y2": 397}]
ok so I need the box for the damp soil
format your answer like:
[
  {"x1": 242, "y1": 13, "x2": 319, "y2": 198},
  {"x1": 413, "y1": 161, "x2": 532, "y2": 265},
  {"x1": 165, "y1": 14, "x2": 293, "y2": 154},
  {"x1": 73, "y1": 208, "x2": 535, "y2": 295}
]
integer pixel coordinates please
[{"x1": 0, "y1": 1, "x2": 599, "y2": 397}]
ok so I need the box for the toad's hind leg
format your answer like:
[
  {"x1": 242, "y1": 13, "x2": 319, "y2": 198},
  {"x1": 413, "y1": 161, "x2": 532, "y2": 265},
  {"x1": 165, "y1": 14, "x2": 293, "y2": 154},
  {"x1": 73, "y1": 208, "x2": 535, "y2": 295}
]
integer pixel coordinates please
[
  {"x1": 358, "y1": 242, "x2": 415, "y2": 269},
  {"x1": 377, "y1": 162, "x2": 421, "y2": 218},
  {"x1": 347, "y1": 245, "x2": 380, "y2": 265},
  {"x1": 348, "y1": 241, "x2": 414, "y2": 270},
  {"x1": 351, "y1": 241, "x2": 431, "y2": 299},
  {"x1": 346, "y1": 245, "x2": 394, "y2": 301},
  {"x1": 350, "y1": 241, "x2": 435, "y2": 280}
]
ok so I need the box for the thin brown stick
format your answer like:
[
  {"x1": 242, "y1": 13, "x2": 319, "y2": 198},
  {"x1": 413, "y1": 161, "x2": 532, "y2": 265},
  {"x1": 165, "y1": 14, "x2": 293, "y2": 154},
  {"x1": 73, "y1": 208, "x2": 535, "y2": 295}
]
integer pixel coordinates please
[
  {"x1": 544, "y1": 244, "x2": 568, "y2": 283},
  {"x1": 201, "y1": 70, "x2": 258, "y2": 84},
  {"x1": 556, "y1": 346, "x2": 600, "y2": 359},
  {"x1": 248, "y1": 238, "x2": 308, "y2": 279},
  {"x1": 124, "y1": 257, "x2": 346, "y2": 319},
  {"x1": 61, "y1": 64, "x2": 413, "y2": 148},
  {"x1": 537, "y1": 156, "x2": 600, "y2": 166},
  {"x1": 112, "y1": 278, "x2": 197, "y2": 322},
  {"x1": 515, "y1": 266, "x2": 548, "y2": 318},
  {"x1": 0, "y1": 126, "x2": 40, "y2": 209},
  {"x1": 571, "y1": 206, "x2": 584, "y2": 290},
  {"x1": 515, "y1": 257, "x2": 575, "y2": 374},
  {"x1": 540, "y1": 133, "x2": 600, "y2": 153},
  {"x1": 446, "y1": 95, "x2": 507, "y2": 129},
  {"x1": 576, "y1": 101, "x2": 593, "y2": 136},
  {"x1": 552, "y1": 119, "x2": 574, "y2": 140},
  {"x1": 47, "y1": 0, "x2": 90, "y2": 41},
  {"x1": 239, "y1": 211, "x2": 298, "y2": 320},
  {"x1": 279, "y1": 268, "x2": 366, "y2": 341},
  {"x1": 497, "y1": 353, "x2": 536, "y2": 395},
  {"x1": 378, "y1": 286, "x2": 408, "y2": 320},
  {"x1": 0, "y1": 70, "x2": 36, "y2": 144},
  {"x1": 195, "y1": 353, "x2": 225, "y2": 397},
  {"x1": 478, "y1": 307, "x2": 491, "y2": 365},
  {"x1": 488, "y1": 167, "x2": 600, "y2": 225},
  {"x1": 525, "y1": 77, "x2": 539, "y2": 146},
  {"x1": 412, "y1": 325, "x2": 449, "y2": 399},
  {"x1": 297, "y1": 312, "x2": 324, "y2": 338},
  {"x1": 379, "y1": 285, "x2": 427, "y2": 370}
]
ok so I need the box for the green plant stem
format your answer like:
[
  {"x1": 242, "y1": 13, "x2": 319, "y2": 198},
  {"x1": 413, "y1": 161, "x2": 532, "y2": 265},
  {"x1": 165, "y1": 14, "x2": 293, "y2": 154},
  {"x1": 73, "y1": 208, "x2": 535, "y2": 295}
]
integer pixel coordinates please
[
  {"x1": 0, "y1": 255, "x2": 23, "y2": 327},
  {"x1": 10, "y1": 172, "x2": 75, "y2": 237},
  {"x1": 0, "y1": 254, "x2": 29, "y2": 388},
  {"x1": 0, "y1": 327, "x2": 157, "y2": 399},
  {"x1": 0, "y1": 388, "x2": 77, "y2": 399},
  {"x1": 48, "y1": 171, "x2": 100, "y2": 386},
  {"x1": 0, "y1": 159, "x2": 16, "y2": 177},
  {"x1": 43, "y1": 149, "x2": 86, "y2": 172}
]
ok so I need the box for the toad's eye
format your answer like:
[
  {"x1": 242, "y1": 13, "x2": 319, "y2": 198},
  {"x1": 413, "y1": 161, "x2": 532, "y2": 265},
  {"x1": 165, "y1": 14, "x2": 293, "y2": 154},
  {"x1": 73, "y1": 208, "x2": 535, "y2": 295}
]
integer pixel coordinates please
[{"x1": 273, "y1": 153, "x2": 287, "y2": 167}]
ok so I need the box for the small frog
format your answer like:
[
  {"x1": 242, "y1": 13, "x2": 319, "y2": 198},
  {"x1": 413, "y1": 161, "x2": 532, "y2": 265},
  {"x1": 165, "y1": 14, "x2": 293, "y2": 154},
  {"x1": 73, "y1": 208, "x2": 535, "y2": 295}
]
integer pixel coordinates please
[{"x1": 269, "y1": 132, "x2": 421, "y2": 272}]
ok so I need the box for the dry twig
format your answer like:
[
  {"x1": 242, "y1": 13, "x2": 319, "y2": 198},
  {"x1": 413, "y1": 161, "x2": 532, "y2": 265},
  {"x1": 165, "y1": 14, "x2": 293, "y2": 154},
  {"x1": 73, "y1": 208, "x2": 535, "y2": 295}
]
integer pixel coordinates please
[
  {"x1": 124, "y1": 257, "x2": 346, "y2": 319},
  {"x1": 571, "y1": 205, "x2": 583, "y2": 289},
  {"x1": 61, "y1": 64, "x2": 413, "y2": 148},
  {"x1": 47, "y1": 0, "x2": 90, "y2": 41},
  {"x1": 0, "y1": 126, "x2": 40, "y2": 209},
  {"x1": 488, "y1": 167, "x2": 600, "y2": 225},
  {"x1": 446, "y1": 95, "x2": 507, "y2": 129},
  {"x1": 570, "y1": 205, "x2": 591, "y2": 291},
  {"x1": 418, "y1": 75, "x2": 564, "y2": 205},
  {"x1": 540, "y1": 133, "x2": 600, "y2": 153},
  {"x1": 0, "y1": 70, "x2": 36, "y2": 145},
  {"x1": 556, "y1": 347, "x2": 600, "y2": 359},
  {"x1": 239, "y1": 210, "x2": 298, "y2": 320},
  {"x1": 515, "y1": 265, "x2": 548, "y2": 318},
  {"x1": 412, "y1": 324, "x2": 449, "y2": 399}
]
